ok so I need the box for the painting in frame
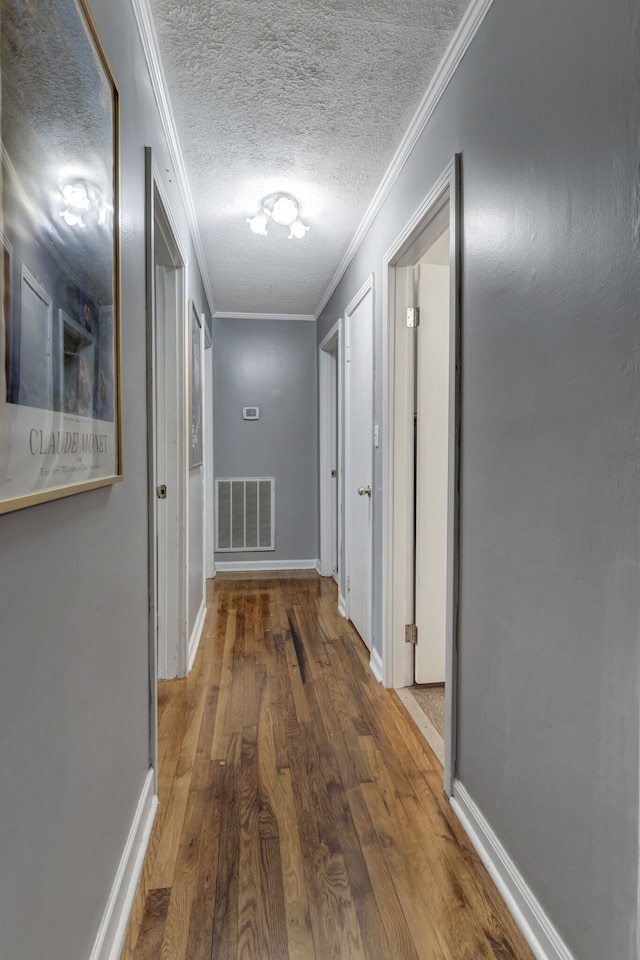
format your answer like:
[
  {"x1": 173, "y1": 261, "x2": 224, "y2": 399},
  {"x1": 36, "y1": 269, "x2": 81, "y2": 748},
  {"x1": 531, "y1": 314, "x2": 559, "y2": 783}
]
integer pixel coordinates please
[
  {"x1": 189, "y1": 298, "x2": 203, "y2": 468},
  {"x1": 0, "y1": 0, "x2": 122, "y2": 515}
]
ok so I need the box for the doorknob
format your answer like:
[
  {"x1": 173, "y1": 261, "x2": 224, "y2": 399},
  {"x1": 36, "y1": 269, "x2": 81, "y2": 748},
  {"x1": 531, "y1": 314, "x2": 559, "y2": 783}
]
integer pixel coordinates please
[{"x1": 358, "y1": 486, "x2": 372, "y2": 497}]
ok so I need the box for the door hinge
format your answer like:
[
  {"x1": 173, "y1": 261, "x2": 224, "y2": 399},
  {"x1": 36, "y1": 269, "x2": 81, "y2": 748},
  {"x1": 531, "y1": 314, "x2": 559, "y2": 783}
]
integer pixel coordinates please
[
  {"x1": 156, "y1": 484, "x2": 167, "y2": 500},
  {"x1": 347, "y1": 575, "x2": 351, "y2": 591},
  {"x1": 406, "y1": 307, "x2": 420, "y2": 328},
  {"x1": 346, "y1": 344, "x2": 351, "y2": 362},
  {"x1": 405, "y1": 623, "x2": 418, "y2": 645},
  {"x1": 331, "y1": 468, "x2": 337, "y2": 477}
]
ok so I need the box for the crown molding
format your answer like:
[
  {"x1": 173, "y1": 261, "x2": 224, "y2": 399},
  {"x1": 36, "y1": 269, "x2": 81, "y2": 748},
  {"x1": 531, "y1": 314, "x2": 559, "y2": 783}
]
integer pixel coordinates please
[
  {"x1": 313, "y1": 0, "x2": 495, "y2": 319},
  {"x1": 213, "y1": 311, "x2": 316, "y2": 323},
  {"x1": 130, "y1": 0, "x2": 215, "y2": 316}
]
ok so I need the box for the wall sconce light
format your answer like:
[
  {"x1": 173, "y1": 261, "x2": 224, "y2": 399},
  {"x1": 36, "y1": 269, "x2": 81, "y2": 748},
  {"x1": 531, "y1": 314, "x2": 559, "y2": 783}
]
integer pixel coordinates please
[{"x1": 247, "y1": 193, "x2": 310, "y2": 239}]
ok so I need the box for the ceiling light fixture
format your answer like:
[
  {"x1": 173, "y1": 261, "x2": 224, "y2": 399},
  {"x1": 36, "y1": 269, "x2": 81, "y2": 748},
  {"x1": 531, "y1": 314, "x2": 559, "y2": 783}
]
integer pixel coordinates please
[
  {"x1": 59, "y1": 179, "x2": 108, "y2": 229},
  {"x1": 247, "y1": 210, "x2": 269, "y2": 236},
  {"x1": 247, "y1": 193, "x2": 310, "y2": 239},
  {"x1": 62, "y1": 182, "x2": 91, "y2": 212}
]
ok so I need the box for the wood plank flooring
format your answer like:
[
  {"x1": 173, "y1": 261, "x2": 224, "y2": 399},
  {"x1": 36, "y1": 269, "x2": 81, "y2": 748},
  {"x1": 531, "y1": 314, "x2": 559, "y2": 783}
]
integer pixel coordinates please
[
  {"x1": 412, "y1": 686, "x2": 445, "y2": 740},
  {"x1": 121, "y1": 572, "x2": 533, "y2": 960},
  {"x1": 396, "y1": 685, "x2": 446, "y2": 765}
]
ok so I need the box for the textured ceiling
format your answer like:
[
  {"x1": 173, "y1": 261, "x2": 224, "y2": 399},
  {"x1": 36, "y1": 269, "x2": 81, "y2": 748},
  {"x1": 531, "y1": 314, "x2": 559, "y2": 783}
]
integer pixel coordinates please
[{"x1": 148, "y1": 0, "x2": 471, "y2": 315}]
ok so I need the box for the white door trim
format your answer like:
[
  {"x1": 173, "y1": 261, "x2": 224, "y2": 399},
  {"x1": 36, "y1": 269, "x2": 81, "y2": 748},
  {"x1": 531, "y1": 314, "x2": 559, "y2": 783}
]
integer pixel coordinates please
[
  {"x1": 319, "y1": 320, "x2": 340, "y2": 578},
  {"x1": 145, "y1": 150, "x2": 190, "y2": 777},
  {"x1": 144, "y1": 148, "x2": 158, "y2": 784},
  {"x1": 344, "y1": 274, "x2": 374, "y2": 634},
  {"x1": 381, "y1": 156, "x2": 461, "y2": 795},
  {"x1": 204, "y1": 326, "x2": 215, "y2": 579}
]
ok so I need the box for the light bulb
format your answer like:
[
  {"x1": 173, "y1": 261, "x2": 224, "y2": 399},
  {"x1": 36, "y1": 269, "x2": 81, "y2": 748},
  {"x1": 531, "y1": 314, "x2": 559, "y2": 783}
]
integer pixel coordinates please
[
  {"x1": 247, "y1": 211, "x2": 269, "y2": 236},
  {"x1": 288, "y1": 218, "x2": 309, "y2": 239},
  {"x1": 61, "y1": 209, "x2": 84, "y2": 227},
  {"x1": 62, "y1": 182, "x2": 90, "y2": 212},
  {"x1": 271, "y1": 196, "x2": 298, "y2": 226}
]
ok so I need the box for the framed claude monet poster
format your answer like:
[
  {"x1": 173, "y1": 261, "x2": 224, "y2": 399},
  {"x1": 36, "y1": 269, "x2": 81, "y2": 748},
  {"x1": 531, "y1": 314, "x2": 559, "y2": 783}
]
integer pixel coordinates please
[
  {"x1": 0, "y1": 0, "x2": 122, "y2": 515},
  {"x1": 189, "y1": 299, "x2": 203, "y2": 468}
]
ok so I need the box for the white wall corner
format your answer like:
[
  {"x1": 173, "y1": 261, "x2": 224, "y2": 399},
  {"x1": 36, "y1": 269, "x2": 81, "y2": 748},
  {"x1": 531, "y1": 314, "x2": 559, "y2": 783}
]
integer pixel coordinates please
[
  {"x1": 369, "y1": 647, "x2": 384, "y2": 683},
  {"x1": 451, "y1": 781, "x2": 577, "y2": 960},
  {"x1": 338, "y1": 595, "x2": 347, "y2": 619},
  {"x1": 188, "y1": 599, "x2": 207, "y2": 673},
  {"x1": 89, "y1": 769, "x2": 158, "y2": 960},
  {"x1": 315, "y1": 559, "x2": 323, "y2": 575}
]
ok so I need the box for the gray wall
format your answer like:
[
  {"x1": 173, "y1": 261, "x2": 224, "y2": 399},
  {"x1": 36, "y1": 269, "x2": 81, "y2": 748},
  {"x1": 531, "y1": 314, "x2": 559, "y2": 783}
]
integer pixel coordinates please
[
  {"x1": 213, "y1": 317, "x2": 318, "y2": 565},
  {"x1": 317, "y1": 0, "x2": 640, "y2": 957},
  {"x1": 0, "y1": 1, "x2": 210, "y2": 957}
]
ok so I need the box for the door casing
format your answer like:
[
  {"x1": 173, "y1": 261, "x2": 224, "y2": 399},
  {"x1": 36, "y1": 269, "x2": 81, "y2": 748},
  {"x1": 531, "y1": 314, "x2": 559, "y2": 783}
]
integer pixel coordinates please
[
  {"x1": 319, "y1": 320, "x2": 341, "y2": 580},
  {"x1": 381, "y1": 156, "x2": 461, "y2": 795},
  {"x1": 145, "y1": 149, "x2": 189, "y2": 782}
]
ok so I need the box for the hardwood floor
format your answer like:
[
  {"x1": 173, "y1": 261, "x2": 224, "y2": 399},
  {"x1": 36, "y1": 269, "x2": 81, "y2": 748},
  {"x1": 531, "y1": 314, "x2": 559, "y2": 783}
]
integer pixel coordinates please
[
  {"x1": 121, "y1": 572, "x2": 533, "y2": 960},
  {"x1": 412, "y1": 685, "x2": 445, "y2": 740},
  {"x1": 397, "y1": 684, "x2": 446, "y2": 765}
]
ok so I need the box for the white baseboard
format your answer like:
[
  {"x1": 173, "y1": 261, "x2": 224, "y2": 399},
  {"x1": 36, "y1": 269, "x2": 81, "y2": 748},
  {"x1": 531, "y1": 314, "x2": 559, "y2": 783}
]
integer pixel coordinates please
[
  {"x1": 215, "y1": 559, "x2": 319, "y2": 572},
  {"x1": 369, "y1": 647, "x2": 384, "y2": 683},
  {"x1": 451, "y1": 781, "x2": 576, "y2": 960},
  {"x1": 338, "y1": 594, "x2": 347, "y2": 618},
  {"x1": 89, "y1": 769, "x2": 158, "y2": 960},
  {"x1": 315, "y1": 559, "x2": 323, "y2": 575},
  {"x1": 188, "y1": 599, "x2": 207, "y2": 673}
]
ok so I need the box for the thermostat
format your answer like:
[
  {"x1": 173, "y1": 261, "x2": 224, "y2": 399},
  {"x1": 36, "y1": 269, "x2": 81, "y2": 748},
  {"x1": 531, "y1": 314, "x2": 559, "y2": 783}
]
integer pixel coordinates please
[{"x1": 243, "y1": 406, "x2": 260, "y2": 420}]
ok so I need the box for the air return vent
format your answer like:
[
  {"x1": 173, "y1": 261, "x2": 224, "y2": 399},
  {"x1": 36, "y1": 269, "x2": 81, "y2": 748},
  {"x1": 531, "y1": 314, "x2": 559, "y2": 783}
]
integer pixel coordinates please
[{"x1": 216, "y1": 478, "x2": 275, "y2": 552}]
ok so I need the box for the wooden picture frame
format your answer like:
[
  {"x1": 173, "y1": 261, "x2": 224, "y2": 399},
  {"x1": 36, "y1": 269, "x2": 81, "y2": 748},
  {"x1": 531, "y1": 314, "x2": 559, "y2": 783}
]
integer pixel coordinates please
[
  {"x1": 0, "y1": 0, "x2": 122, "y2": 514},
  {"x1": 189, "y1": 299, "x2": 203, "y2": 468}
]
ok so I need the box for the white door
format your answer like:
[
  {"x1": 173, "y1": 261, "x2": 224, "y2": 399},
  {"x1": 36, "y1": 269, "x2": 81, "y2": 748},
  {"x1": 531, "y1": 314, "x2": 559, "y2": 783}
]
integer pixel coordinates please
[
  {"x1": 154, "y1": 265, "x2": 171, "y2": 677},
  {"x1": 345, "y1": 285, "x2": 373, "y2": 648},
  {"x1": 153, "y1": 218, "x2": 187, "y2": 680},
  {"x1": 414, "y1": 263, "x2": 450, "y2": 683}
]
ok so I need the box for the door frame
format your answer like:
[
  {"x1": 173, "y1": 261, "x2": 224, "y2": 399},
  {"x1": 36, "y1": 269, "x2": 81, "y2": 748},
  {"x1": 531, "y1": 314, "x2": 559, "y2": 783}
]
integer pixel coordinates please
[
  {"x1": 381, "y1": 155, "x2": 461, "y2": 795},
  {"x1": 344, "y1": 274, "x2": 374, "y2": 639},
  {"x1": 204, "y1": 321, "x2": 215, "y2": 580},
  {"x1": 319, "y1": 319, "x2": 341, "y2": 579},
  {"x1": 144, "y1": 149, "x2": 189, "y2": 777}
]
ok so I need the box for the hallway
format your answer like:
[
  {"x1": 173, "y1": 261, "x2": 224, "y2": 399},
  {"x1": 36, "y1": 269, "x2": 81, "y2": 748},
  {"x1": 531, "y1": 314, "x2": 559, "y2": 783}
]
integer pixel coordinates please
[{"x1": 122, "y1": 573, "x2": 533, "y2": 960}]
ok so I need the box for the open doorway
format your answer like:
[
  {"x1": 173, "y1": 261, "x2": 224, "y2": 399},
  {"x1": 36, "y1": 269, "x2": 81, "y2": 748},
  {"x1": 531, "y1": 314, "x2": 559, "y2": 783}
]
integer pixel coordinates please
[
  {"x1": 383, "y1": 157, "x2": 461, "y2": 794},
  {"x1": 144, "y1": 149, "x2": 189, "y2": 780}
]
